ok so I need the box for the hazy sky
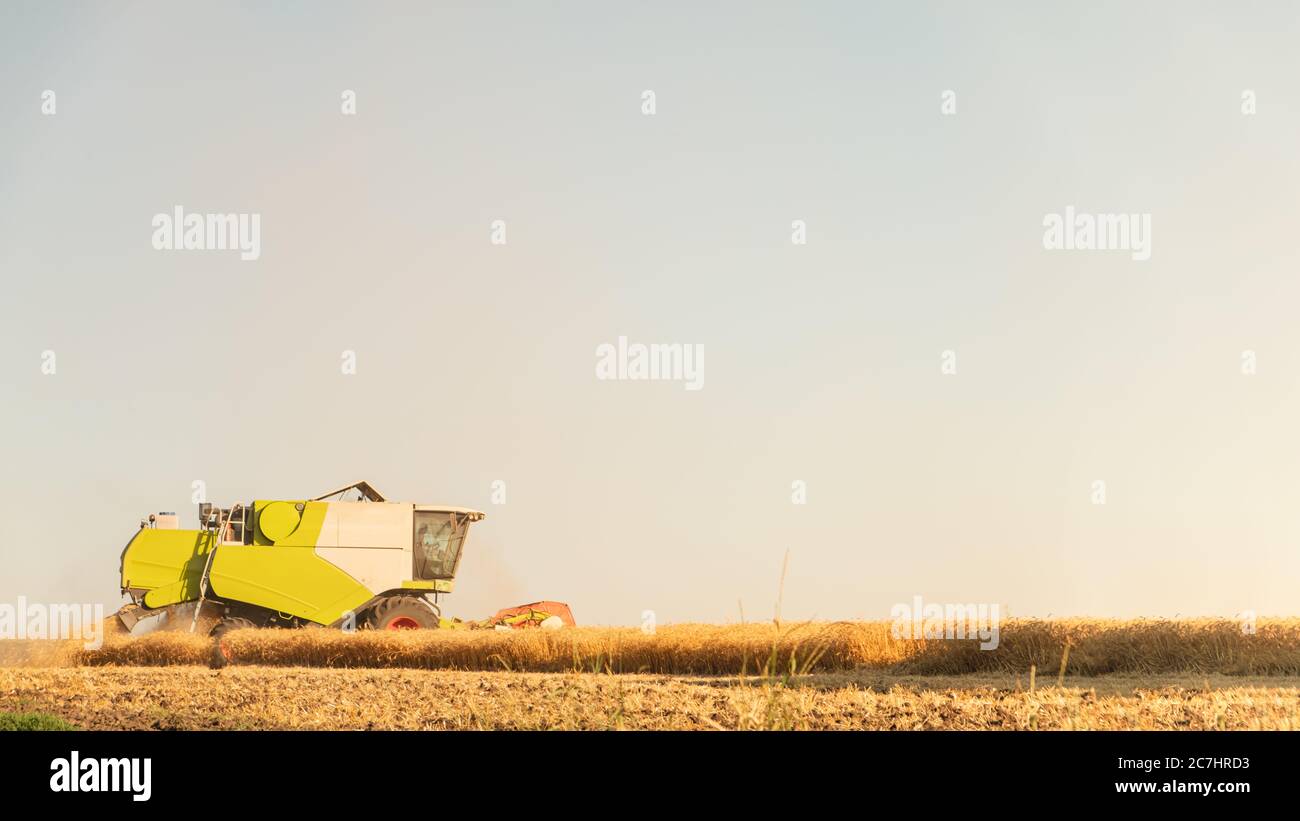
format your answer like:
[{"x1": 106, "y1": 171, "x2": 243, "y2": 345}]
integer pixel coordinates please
[{"x1": 2, "y1": 2, "x2": 1298, "y2": 625}]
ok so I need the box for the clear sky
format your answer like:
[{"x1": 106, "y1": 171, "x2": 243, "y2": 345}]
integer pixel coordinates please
[{"x1": 2, "y1": 2, "x2": 1298, "y2": 625}]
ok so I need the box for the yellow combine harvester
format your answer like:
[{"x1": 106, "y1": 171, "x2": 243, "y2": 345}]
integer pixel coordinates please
[{"x1": 115, "y1": 481, "x2": 574, "y2": 659}]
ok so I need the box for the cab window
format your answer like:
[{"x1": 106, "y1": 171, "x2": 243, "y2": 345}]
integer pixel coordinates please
[{"x1": 413, "y1": 512, "x2": 464, "y2": 579}]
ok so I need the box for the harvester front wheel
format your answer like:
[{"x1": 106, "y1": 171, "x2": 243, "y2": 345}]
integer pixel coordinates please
[
  {"x1": 367, "y1": 596, "x2": 439, "y2": 630},
  {"x1": 209, "y1": 616, "x2": 257, "y2": 668}
]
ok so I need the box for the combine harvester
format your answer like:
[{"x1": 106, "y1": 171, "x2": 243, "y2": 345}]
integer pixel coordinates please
[{"x1": 115, "y1": 482, "x2": 575, "y2": 659}]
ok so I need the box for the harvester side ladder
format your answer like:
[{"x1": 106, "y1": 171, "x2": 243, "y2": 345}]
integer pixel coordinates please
[{"x1": 188, "y1": 503, "x2": 242, "y2": 634}]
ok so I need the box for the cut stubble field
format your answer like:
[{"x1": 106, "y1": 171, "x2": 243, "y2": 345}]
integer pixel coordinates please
[{"x1": 2, "y1": 667, "x2": 1298, "y2": 730}]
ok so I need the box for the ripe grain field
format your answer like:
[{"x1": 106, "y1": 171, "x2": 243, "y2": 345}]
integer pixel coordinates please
[{"x1": 75, "y1": 618, "x2": 1300, "y2": 675}]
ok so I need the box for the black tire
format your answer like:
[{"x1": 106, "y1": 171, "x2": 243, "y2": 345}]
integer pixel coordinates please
[
  {"x1": 209, "y1": 616, "x2": 257, "y2": 668},
  {"x1": 366, "y1": 596, "x2": 440, "y2": 630}
]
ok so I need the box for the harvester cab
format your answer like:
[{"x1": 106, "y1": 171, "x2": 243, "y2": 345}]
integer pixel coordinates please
[{"x1": 116, "y1": 481, "x2": 486, "y2": 637}]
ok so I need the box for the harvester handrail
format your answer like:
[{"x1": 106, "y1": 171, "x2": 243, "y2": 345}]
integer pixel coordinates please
[
  {"x1": 312, "y1": 480, "x2": 386, "y2": 503},
  {"x1": 188, "y1": 503, "x2": 240, "y2": 634}
]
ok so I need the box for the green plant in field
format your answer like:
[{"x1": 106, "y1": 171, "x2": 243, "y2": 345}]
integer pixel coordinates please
[
  {"x1": 732, "y1": 554, "x2": 836, "y2": 729},
  {"x1": 0, "y1": 711, "x2": 77, "y2": 731}
]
